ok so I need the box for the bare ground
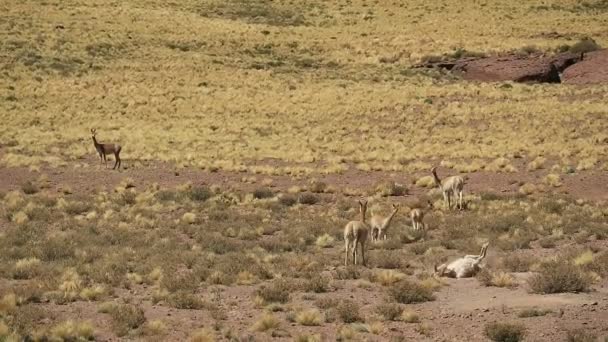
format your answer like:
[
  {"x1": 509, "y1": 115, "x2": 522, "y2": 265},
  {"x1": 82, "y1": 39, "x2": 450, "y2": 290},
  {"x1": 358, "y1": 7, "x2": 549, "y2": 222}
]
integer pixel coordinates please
[{"x1": 1, "y1": 155, "x2": 607, "y2": 341}]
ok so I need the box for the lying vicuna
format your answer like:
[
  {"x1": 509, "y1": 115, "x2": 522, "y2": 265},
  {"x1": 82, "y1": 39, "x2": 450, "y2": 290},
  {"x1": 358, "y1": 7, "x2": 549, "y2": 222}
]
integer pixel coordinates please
[
  {"x1": 91, "y1": 129, "x2": 122, "y2": 170},
  {"x1": 370, "y1": 203, "x2": 399, "y2": 242},
  {"x1": 435, "y1": 242, "x2": 489, "y2": 278},
  {"x1": 344, "y1": 200, "x2": 369, "y2": 266},
  {"x1": 410, "y1": 200, "x2": 433, "y2": 231},
  {"x1": 431, "y1": 167, "x2": 465, "y2": 210}
]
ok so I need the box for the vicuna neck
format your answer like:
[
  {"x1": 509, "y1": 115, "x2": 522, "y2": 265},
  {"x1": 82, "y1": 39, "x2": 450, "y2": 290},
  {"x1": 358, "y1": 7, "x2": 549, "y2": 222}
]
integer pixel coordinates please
[
  {"x1": 384, "y1": 209, "x2": 398, "y2": 227},
  {"x1": 432, "y1": 170, "x2": 442, "y2": 187}
]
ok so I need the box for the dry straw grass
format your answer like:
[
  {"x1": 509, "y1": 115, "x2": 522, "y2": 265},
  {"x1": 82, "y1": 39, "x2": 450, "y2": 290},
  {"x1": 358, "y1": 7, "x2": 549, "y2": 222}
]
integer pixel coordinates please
[{"x1": 1, "y1": 0, "x2": 607, "y2": 173}]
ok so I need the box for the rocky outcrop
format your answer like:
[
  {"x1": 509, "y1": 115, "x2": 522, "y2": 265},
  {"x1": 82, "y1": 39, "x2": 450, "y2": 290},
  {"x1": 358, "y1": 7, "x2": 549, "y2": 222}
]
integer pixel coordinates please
[
  {"x1": 561, "y1": 50, "x2": 608, "y2": 85},
  {"x1": 451, "y1": 55, "x2": 561, "y2": 83},
  {"x1": 413, "y1": 51, "x2": 603, "y2": 84}
]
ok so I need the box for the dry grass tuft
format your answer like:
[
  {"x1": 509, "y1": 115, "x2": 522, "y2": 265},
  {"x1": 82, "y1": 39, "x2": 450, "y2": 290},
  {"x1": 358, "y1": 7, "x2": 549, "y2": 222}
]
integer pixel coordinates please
[
  {"x1": 295, "y1": 309, "x2": 323, "y2": 326},
  {"x1": 252, "y1": 313, "x2": 280, "y2": 332}
]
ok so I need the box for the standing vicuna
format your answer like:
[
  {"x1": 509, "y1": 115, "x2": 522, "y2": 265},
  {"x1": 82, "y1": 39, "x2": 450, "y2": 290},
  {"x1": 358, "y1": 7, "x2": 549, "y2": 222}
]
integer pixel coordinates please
[
  {"x1": 431, "y1": 167, "x2": 465, "y2": 210},
  {"x1": 434, "y1": 242, "x2": 489, "y2": 278},
  {"x1": 344, "y1": 199, "x2": 369, "y2": 266},
  {"x1": 370, "y1": 203, "x2": 399, "y2": 242},
  {"x1": 410, "y1": 200, "x2": 433, "y2": 231},
  {"x1": 91, "y1": 129, "x2": 122, "y2": 170}
]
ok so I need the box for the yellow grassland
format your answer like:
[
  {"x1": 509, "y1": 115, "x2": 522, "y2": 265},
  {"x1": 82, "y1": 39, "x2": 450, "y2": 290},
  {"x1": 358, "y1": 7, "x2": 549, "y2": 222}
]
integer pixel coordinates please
[{"x1": 1, "y1": 0, "x2": 607, "y2": 173}]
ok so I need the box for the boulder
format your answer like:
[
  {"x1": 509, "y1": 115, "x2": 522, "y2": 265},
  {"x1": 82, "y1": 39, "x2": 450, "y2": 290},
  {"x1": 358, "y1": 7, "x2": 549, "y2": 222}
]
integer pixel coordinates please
[{"x1": 561, "y1": 50, "x2": 608, "y2": 85}]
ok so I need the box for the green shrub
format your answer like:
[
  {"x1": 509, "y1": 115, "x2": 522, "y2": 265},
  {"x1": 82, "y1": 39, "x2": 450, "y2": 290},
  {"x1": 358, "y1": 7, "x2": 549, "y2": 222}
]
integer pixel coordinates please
[
  {"x1": 108, "y1": 304, "x2": 146, "y2": 336},
  {"x1": 21, "y1": 181, "x2": 38, "y2": 195},
  {"x1": 189, "y1": 186, "x2": 212, "y2": 201},
  {"x1": 255, "y1": 280, "x2": 290, "y2": 303},
  {"x1": 528, "y1": 260, "x2": 592, "y2": 294},
  {"x1": 388, "y1": 280, "x2": 435, "y2": 304},
  {"x1": 253, "y1": 187, "x2": 274, "y2": 199},
  {"x1": 336, "y1": 300, "x2": 362, "y2": 323},
  {"x1": 517, "y1": 308, "x2": 552, "y2": 318},
  {"x1": 298, "y1": 193, "x2": 318, "y2": 205},
  {"x1": 484, "y1": 322, "x2": 526, "y2": 342},
  {"x1": 566, "y1": 328, "x2": 597, "y2": 342},
  {"x1": 375, "y1": 303, "x2": 402, "y2": 321}
]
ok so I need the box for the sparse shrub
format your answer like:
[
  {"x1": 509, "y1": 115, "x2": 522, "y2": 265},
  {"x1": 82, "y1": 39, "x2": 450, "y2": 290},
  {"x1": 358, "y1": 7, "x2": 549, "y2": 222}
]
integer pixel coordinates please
[
  {"x1": 484, "y1": 322, "x2": 526, "y2": 342},
  {"x1": 388, "y1": 280, "x2": 435, "y2": 304},
  {"x1": 374, "y1": 250, "x2": 402, "y2": 269},
  {"x1": 567, "y1": 37, "x2": 601, "y2": 54},
  {"x1": 566, "y1": 328, "x2": 597, "y2": 342},
  {"x1": 21, "y1": 181, "x2": 38, "y2": 195},
  {"x1": 375, "y1": 181, "x2": 406, "y2": 197},
  {"x1": 62, "y1": 201, "x2": 92, "y2": 215},
  {"x1": 298, "y1": 193, "x2": 318, "y2": 205},
  {"x1": 304, "y1": 275, "x2": 329, "y2": 293},
  {"x1": 168, "y1": 291, "x2": 205, "y2": 310},
  {"x1": 189, "y1": 186, "x2": 212, "y2": 201},
  {"x1": 502, "y1": 254, "x2": 533, "y2": 272},
  {"x1": 538, "y1": 236, "x2": 557, "y2": 248},
  {"x1": 108, "y1": 304, "x2": 146, "y2": 336},
  {"x1": 517, "y1": 308, "x2": 552, "y2": 318},
  {"x1": 295, "y1": 309, "x2": 322, "y2": 326},
  {"x1": 309, "y1": 180, "x2": 327, "y2": 193},
  {"x1": 314, "y1": 297, "x2": 340, "y2": 310},
  {"x1": 375, "y1": 303, "x2": 402, "y2": 321},
  {"x1": 528, "y1": 260, "x2": 592, "y2": 294},
  {"x1": 253, "y1": 187, "x2": 274, "y2": 199},
  {"x1": 252, "y1": 313, "x2": 280, "y2": 332},
  {"x1": 336, "y1": 266, "x2": 361, "y2": 280},
  {"x1": 278, "y1": 194, "x2": 297, "y2": 206},
  {"x1": 336, "y1": 300, "x2": 362, "y2": 323},
  {"x1": 255, "y1": 280, "x2": 290, "y2": 304}
]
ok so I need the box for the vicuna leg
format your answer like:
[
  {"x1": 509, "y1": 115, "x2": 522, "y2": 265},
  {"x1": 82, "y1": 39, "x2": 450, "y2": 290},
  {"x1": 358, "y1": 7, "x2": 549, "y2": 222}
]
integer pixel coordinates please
[
  {"x1": 113, "y1": 152, "x2": 120, "y2": 170},
  {"x1": 344, "y1": 240, "x2": 350, "y2": 266},
  {"x1": 458, "y1": 190, "x2": 463, "y2": 210},
  {"x1": 360, "y1": 241, "x2": 366, "y2": 266},
  {"x1": 353, "y1": 238, "x2": 359, "y2": 265}
]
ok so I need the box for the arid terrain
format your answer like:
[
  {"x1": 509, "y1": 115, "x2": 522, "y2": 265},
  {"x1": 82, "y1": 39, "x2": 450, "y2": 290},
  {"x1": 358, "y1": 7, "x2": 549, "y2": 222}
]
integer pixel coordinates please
[{"x1": 1, "y1": 0, "x2": 608, "y2": 341}]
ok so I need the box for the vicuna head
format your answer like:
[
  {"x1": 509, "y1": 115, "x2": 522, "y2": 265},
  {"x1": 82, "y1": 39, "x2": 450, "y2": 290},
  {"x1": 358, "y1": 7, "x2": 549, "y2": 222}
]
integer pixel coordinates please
[{"x1": 358, "y1": 199, "x2": 368, "y2": 222}]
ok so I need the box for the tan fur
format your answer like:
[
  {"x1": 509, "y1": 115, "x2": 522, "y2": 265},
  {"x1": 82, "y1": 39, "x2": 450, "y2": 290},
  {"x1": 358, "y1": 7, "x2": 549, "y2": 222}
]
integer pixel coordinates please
[
  {"x1": 91, "y1": 128, "x2": 122, "y2": 170},
  {"x1": 410, "y1": 200, "x2": 433, "y2": 230},
  {"x1": 344, "y1": 200, "x2": 369, "y2": 266},
  {"x1": 431, "y1": 167, "x2": 465, "y2": 210},
  {"x1": 370, "y1": 203, "x2": 399, "y2": 242},
  {"x1": 435, "y1": 242, "x2": 489, "y2": 278}
]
